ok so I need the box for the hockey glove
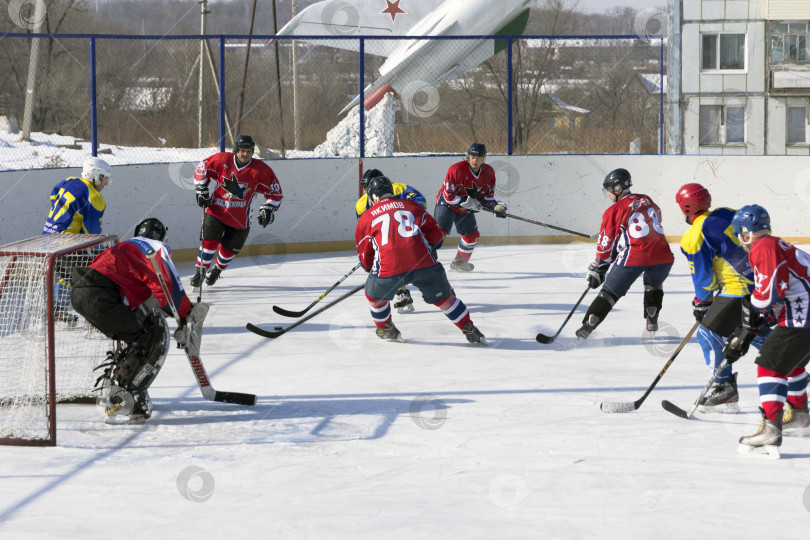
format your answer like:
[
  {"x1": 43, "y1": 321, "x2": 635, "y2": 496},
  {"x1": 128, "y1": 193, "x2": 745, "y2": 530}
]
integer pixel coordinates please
[
  {"x1": 741, "y1": 294, "x2": 765, "y2": 331},
  {"x1": 258, "y1": 204, "x2": 275, "y2": 228},
  {"x1": 722, "y1": 325, "x2": 756, "y2": 363},
  {"x1": 493, "y1": 202, "x2": 507, "y2": 218},
  {"x1": 195, "y1": 188, "x2": 211, "y2": 208},
  {"x1": 460, "y1": 196, "x2": 482, "y2": 213},
  {"x1": 586, "y1": 261, "x2": 609, "y2": 289},
  {"x1": 692, "y1": 297, "x2": 713, "y2": 323}
]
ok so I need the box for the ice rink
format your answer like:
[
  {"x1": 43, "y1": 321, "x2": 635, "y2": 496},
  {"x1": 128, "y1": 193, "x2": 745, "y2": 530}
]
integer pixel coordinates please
[{"x1": 2, "y1": 242, "x2": 810, "y2": 538}]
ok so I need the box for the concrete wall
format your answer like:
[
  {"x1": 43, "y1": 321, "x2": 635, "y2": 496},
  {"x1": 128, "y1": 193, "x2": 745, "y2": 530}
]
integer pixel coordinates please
[{"x1": 3, "y1": 155, "x2": 810, "y2": 261}]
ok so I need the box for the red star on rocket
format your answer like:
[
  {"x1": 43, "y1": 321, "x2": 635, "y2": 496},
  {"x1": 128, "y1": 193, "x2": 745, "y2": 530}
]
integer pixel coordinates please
[{"x1": 382, "y1": 0, "x2": 405, "y2": 23}]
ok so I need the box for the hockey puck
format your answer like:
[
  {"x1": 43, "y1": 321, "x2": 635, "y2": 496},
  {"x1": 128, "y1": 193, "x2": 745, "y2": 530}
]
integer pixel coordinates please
[{"x1": 275, "y1": 326, "x2": 283, "y2": 330}]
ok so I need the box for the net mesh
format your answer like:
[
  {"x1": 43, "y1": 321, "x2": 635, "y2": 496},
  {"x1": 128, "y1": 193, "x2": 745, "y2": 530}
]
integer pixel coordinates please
[{"x1": 0, "y1": 234, "x2": 117, "y2": 442}]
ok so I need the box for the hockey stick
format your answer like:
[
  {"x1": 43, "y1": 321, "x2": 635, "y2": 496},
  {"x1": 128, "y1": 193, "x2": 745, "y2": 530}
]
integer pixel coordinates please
[
  {"x1": 146, "y1": 249, "x2": 256, "y2": 406},
  {"x1": 536, "y1": 287, "x2": 590, "y2": 344},
  {"x1": 194, "y1": 210, "x2": 206, "y2": 303},
  {"x1": 480, "y1": 206, "x2": 596, "y2": 239},
  {"x1": 248, "y1": 284, "x2": 365, "y2": 338},
  {"x1": 661, "y1": 359, "x2": 730, "y2": 420},
  {"x1": 600, "y1": 320, "x2": 700, "y2": 413},
  {"x1": 273, "y1": 262, "x2": 362, "y2": 318}
]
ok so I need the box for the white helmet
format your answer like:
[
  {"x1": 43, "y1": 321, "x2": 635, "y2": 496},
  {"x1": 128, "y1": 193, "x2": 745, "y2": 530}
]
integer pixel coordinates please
[{"x1": 81, "y1": 157, "x2": 112, "y2": 187}]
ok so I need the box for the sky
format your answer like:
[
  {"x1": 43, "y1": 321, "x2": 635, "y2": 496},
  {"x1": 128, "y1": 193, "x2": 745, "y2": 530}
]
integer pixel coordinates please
[{"x1": 2, "y1": 243, "x2": 810, "y2": 538}]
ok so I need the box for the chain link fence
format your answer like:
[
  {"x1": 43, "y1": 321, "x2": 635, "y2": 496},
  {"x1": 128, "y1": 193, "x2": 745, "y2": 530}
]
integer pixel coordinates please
[{"x1": 0, "y1": 33, "x2": 662, "y2": 171}]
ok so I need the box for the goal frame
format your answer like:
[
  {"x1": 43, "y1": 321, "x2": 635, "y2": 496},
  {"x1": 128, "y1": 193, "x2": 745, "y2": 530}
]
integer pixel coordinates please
[{"x1": 0, "y1": 234, "x2": 119, "y2": 446}]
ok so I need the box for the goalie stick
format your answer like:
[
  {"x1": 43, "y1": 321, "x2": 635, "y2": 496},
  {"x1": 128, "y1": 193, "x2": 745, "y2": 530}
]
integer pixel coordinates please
[
  {"x1": 273, "y1": 262, "x2": 362, "y2": 318},
  {"x1": 600, "y1": 320, "x2": 700, "y2": 413},
  {"x1": 661, "y1": 359, "x2": 731, "y2": 420},
  {"x1": 146, "y1": 249, "x2": 256, "y2": 406},
  {"x1": 536, "y1": 287, "x2": 590, "y2": 344},
  {"x1": 480, "y1": 206, "x2": 596, "y2": 239},
  {"x1": 248, "y1": 284, "x2": 365, "y2": 338}
]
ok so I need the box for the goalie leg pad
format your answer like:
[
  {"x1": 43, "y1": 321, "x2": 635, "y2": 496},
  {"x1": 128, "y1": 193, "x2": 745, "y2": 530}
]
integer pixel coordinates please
[{"x1": 117, "y1": 311, "x2": 170, "y2": 394}]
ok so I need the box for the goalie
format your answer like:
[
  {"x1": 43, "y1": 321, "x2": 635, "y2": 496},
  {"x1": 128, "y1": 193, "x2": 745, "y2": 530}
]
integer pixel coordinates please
[{"x1": 70, "y1": 218, "x2": 206, "y2": 424}]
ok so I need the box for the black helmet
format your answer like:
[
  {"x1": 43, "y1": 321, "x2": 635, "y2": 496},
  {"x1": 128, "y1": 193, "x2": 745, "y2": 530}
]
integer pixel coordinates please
[
  {"x1": 360, "y1": 168, "x2": 384, "y2": 189},
  {"x1": 467, "y1": 143, "x2": 487, "y2": 157},
  {"x1": 603, "y1": 168, "x2": 632, "y2": 195},
  {"x1": 234, "y1": 134, "x2": 256, "y2": 151},
  {"x1": 367, "y1": 176, "x2": 394, "y2": 201},
  {"x1": 135, "y1": 218, "x2": 167, "y2": 242}
]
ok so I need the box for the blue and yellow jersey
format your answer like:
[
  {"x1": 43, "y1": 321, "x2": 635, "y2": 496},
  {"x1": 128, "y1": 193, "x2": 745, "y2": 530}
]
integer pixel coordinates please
[
  {"x1": 355, "y1": 182, "x2": 427, "y2": 218},
  {"x1": 42, "y1": 177, "x2": 106, "y2": 235},
  {"x1": 679, "y1": 207, "x2": 754, "y2": 301}
]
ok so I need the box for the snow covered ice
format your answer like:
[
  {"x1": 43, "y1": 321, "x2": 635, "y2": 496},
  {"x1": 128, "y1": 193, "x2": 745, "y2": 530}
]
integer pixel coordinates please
[{"x1": 3, "y1": 243, "x2": 810, "y2": 538}]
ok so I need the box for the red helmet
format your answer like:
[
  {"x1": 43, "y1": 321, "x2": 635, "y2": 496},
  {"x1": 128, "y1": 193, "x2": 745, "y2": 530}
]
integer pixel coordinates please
[{"x1": 676, "y1": 183, "x2": 711, "y2": 217}]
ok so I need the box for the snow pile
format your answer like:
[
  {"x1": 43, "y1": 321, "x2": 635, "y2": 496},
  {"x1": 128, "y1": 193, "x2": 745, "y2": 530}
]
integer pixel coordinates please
[{"x1": 313, "y1": 92, "x2": 396, "y2": 158}]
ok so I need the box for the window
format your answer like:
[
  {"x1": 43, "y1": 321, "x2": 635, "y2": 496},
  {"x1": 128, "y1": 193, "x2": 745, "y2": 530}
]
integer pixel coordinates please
[
  {"x1": 770, "y1": 22, "x2": 810, "y2": 64},
  {"x1": 787, "y1": 106, "x2": 807, "y2": 144},
  {"x1": 700, "y1": 105, "x2": 746, "y2": 145},
  {"x1": 702, "y1": 34, "x2": 746, "y2": 70}
]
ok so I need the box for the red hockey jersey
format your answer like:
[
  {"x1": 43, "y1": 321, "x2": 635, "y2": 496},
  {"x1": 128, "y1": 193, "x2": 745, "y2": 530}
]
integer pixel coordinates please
[
  {"x1": 194, "y1": 152, "x2": 283, "y2": 229},
  {"x1": 595, "y1": 193, "x2": 674, "y2": 267},
  {"x1": 436, "y1": 161, "x2": 497, "y2": 214},
  {"x1": 748, "y1": 235, "x2": 810, "y2": 328},
  {"x1": 90, "y1": 237, "x2": 192, "y2": 319},
  {"x1": 356, "y1": 197, "x2": 443, "y2": 277}
]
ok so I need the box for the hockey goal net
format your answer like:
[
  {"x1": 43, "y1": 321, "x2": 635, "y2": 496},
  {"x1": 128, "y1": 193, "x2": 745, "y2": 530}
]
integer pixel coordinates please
[{"x1": 0, "y1": 234, "x2": 119, "y2": 446}]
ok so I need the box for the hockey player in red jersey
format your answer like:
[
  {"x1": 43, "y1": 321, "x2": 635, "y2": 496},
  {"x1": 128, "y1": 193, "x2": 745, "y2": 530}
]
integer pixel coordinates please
[
  {"x1": 434, "y1": 143, "x2": 507, "y2": 272},
  {"x1": 723, "y1": 205, "x2": 810, "y2": 455},
  {"x1": 576, "y1": 168, "x2": 674, "y2": 339},
  {"x1": 190, "y1": 134, "x2": 283, "y2": 288},
  {"x1": 71, "y1": 218, "x2": 204, "y2": 424},
  {"x1": 355, "y1": 176, "x2": 486, "y2": 344}
]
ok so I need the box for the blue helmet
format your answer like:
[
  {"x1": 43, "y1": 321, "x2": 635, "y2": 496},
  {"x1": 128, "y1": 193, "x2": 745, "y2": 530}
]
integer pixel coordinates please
[
  {"x1": 467, "y1": 143, "x2": 487, "y2": 157},
  {"x1": 732, "y1": 204, "x2": 771, "y2": 236}
]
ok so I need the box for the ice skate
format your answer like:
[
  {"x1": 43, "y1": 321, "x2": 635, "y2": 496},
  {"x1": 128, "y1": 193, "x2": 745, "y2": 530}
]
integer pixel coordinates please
[
  {"x1": 782, "y1": 402, "x2": 810, "y2": 436},
  {"x1": 205, "y1": 265, "x2": 222, "y2": 286},
  {"x1": 376, "y1": 320, "x2": 405, "y2": 343},
  {"x1": 461, "y1": 321, "x2": 488, "y2": 345},
  {"x1": 190, "y1": 266, "x2": 205, "y2": 293},
  {"x1": 645, "y1": 306, "x2": 659, "y2": 333},
  {"x1": 393, "y1": 288, "x2": 415, "y2": 314},
  {"x1": 698, "y1": 373, "x2": 740, "y2": 413},
  {"x1": 576, "y1": 315, "x2": 600, "y2": 340},
  {"x1": 738, "y1": 407, "x2": 781, "y2": 459},
  {"x1": 449, "y1": 254, "x2": 474, "y2": 272}
]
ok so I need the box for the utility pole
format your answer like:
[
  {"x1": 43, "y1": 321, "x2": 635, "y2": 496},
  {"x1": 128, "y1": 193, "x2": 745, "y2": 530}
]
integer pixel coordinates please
[
  {"x1": 21, "y1": 0, "x2": 47, "y2": 142},
  {"x1": 198, "y1": 0, "x2": 210, "y2": 148},
  {"x1": 292, "y1": 0, "x2": 300, "y2": 150}
]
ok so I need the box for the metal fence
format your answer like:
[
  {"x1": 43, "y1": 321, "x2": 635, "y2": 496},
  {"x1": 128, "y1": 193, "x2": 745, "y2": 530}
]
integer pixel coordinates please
[{"x1": 0, "y1": 33, "x2": 663, "y2": 170}]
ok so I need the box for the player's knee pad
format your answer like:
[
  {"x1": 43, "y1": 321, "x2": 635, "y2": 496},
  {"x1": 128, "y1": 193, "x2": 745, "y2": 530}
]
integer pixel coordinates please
[
  {"x1": 583, "y1": 291, "x2": 617, "y2": 324},
  {"x1": 643, "y1": 287, "x2": 664, "y2": 313},
  {"x1": 117, "y1": 311, "x2": 170, "y2": 394}
]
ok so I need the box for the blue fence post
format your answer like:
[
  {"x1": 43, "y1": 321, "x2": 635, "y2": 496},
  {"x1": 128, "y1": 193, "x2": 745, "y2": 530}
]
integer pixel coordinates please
[
  {"x1": 219, "y1": 36, "x2": 226, "y2": 152},
  {"x1": 507, "y1": 36, "x2": 513, "y2": 156},
  {"x1": 659, "y1": 35, "x2": 664, "y2": 155},
  {"x1": 359, "y1": 38, "x2": 365, "y2": 159},
  {"x1": 89, "y1": 36, "x2": 97, "y2": 157}
]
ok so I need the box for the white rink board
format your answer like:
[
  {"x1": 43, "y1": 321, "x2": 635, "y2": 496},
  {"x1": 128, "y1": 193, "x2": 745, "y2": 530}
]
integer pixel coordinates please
[{"x1": 2, "y1": 155, "x2": 810, "y2": 250}]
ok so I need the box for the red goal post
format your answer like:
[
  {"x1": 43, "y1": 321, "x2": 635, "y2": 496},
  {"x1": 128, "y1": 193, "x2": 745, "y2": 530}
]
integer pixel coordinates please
[{"x1": 0, "y1": 234, "x2": 119, "y2": 446}]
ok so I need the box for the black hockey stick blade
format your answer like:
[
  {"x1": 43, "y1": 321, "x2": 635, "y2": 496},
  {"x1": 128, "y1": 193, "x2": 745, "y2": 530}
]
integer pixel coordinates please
[
  {"x1": 661, "y1": 400, "x2": 689, "y2": 419},
  {"x1": 213, "y1": 390, "x2": 257, "y2": 406},
  {"x1": 536, "y1": 287, "x2": 590, "y2": 344},
  {"x1": 271, "y1": 262, "x2": 362, "y2": 318},
  {"x1": 600, "y1": 320, "x2": 700, "y2": 414},
  {"x1": 248, "y1": 284, "x2": 365, "y2": 339}
]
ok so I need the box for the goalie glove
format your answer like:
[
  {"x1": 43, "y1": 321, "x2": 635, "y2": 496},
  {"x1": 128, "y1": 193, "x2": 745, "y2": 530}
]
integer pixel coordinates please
[
  {"x1": 586, "y1": 261, "x2": 609, "y2": 289},
  {"x1": 460, "y1": 196, "x2": 482, "y2": 213},
  {"x1": 258, "y1": 203, "x2": 275, "y2": 228},
  {"x1": 195, "y1": 187, "x2": 211, "y2": 208},
  {"x1": 492, "y1": 202, "x2": 507, "y2": 218}
]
